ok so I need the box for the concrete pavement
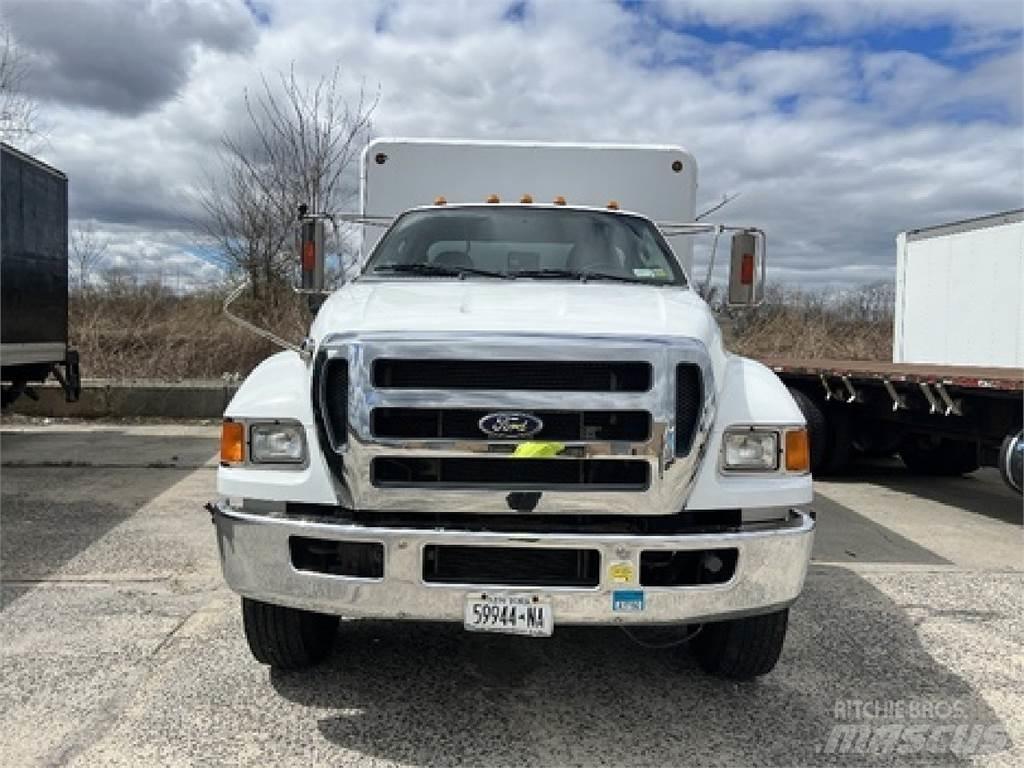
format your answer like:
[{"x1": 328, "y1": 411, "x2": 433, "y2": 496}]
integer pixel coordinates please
[{"x1": 1, "y1": 422, "x2": 1021, "y2": 767}]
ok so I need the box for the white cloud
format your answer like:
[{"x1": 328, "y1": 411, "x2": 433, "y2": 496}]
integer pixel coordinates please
[{"x1": 5, "y1": 0, "x2": 1022, "y2": 291}]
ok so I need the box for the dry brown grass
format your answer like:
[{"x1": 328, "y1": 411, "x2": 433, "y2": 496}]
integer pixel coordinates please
[
  {"x1": 70, "y1": 283, "x2": 312, "y2": 379},
  {"x1": 725, "y1": 286, "x2": 893, "y2": 362},
  {"x1": 69, "y1": 282, "x2": 894, "y2": 379}
]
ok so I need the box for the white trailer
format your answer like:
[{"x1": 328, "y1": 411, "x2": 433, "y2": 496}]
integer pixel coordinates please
[{"x1": 895, "y1": 210, "x2": 1024, "y2": 368}]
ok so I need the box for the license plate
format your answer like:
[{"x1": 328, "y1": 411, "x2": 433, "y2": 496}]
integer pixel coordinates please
[{"x1": 463, "y1": 593, "x2": 553, "y2": 637}]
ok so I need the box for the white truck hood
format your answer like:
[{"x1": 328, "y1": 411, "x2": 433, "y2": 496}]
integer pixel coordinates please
[{"x1": 312, "y1": 279, "x2": 721, "y2": 341}]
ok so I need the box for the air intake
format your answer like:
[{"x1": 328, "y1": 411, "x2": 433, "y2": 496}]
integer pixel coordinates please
[
  {"x1": 675, "y1": 363, "x2": 702, "y2": 455},
  {"x1": 372, "y1": 359, "x2": 652, "y2": 392},
  {"x1": 320, "y1": 357, "x2": 349, "y2": 451}
]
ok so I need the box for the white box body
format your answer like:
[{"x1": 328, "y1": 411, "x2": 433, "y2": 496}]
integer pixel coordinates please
[
  {"x1": 894, "y1": 210, "x2": 1024, "y2": 368},
  {"x1": 361, "y1": 138, "x2": 698, "y2": 274}
]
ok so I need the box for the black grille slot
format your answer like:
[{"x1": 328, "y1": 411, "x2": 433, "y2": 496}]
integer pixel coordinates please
[
  {"x1": 290, "y1": 537, "x2": 383, "y2": 578},
  {"x1": 371, "y1": 457, "x2": 649, "y2": 490},
  {"x1": 675, "y1": 363, "x2": 702, "y2": 455},
  {"x1": 321, "y1": 358, "x2": 349, "y2": 450},
  {"x1": 423, "y1": 545, "x2": 600, "y2": 587},
  {"x1": 372, "y1": 359, "x2": 651, "y2": 392},
  {"x1": 640, "y1": 548, "x2": 737, "y2": 586},
  {"x1": 372, "y1": 408, "x2": 651, "y2": 441}
]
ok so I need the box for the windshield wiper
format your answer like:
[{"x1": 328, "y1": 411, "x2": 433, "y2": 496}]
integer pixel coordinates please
[
  {"x1": 511, "y1": 268, "x2": 583, "y2": 279},
  {"x1": 372, "y1": 263, "x2": 510, "y2": 279},
  {"x1": 578, "y1": 271, "x2": 654, "y2": 285},
  {"x1": 513, "y1": 268, "x2": 654, "y2": 285}
]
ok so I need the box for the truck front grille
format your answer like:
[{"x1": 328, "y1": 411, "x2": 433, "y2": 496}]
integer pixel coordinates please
[
  {"x1": 371, "y1": 408, "x2": 651, "y2": 441},
  {"x1": 371, "y1": 457, "x2": 649, "y2": 490},
  {"x1": 423, "y1": 545, "x2": 600, "y2": 587},
  {"x1": 372, "y1": 359, "x2": 651, "y2": 392}
]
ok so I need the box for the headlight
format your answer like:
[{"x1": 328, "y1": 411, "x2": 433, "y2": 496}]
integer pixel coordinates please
[
  {"x1": 250, "y1": 422, "x2": 306, "y2": 464},
  {"x1": 722, "y1": 429, "x2": 779, "y2": 471}
]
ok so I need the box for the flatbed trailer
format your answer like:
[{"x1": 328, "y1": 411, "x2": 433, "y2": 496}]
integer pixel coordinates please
[{"x1": 766, "y1": 357, "x2": 1023, "y2": 486}]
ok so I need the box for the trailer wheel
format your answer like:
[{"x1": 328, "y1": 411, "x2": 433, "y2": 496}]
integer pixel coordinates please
[
  {"x1": 691, "y1": 609, "x2": 789, "y2": 680},
  {"x1": 241, "y1": 598, "x2": 338, "y2": 670},
  {"x1": 788, "y1": 388, "x2": 849, "y2": 474},
  {"x1": 899, "y1": 436, "x2": 979, "y2": 476}
]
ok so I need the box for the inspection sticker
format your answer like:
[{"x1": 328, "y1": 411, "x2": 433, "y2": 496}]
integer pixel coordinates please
[
  {"x1": 608, "y1": 561, "x2": 634, "y2": 584},
  {"x1": 612, "y1": 590, "x2": 645, "y2": 613},
  {"x1": 632, "y1": 268, "x2": 667, "y2": 278}
]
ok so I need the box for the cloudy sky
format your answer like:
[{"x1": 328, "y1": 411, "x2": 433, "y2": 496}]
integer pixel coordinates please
[{"x1": 3, "y1": 0, "x2": 1022, "y2": 290}]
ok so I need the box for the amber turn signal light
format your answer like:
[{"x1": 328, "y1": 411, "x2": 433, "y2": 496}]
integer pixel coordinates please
[
  {"x1": 785, "y1": 428, "x2": 810, "y2": 473},
  {"x1": 221, "y1": 420, "x2": 245, "y2": 464}
]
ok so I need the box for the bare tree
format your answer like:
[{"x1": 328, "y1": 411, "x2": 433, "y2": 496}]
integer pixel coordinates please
[
  {"x1": 0, "y1": 25, "x2": 40, "y2": 147},
  {"x1": 198, "y1": 65, "x2": 377, "y2": 306},
  {"x1": 70, "y1": 222, "x2": 109, "y2": 291}
]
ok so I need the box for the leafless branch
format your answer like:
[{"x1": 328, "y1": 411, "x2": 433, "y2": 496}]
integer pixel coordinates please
[
  {"x1": 196, "y1": 64, "x2": 377, "y2": 306},
  {"x1": 70, "y1": 222, "x2": 109, "y2": 292},
  {"x1": 0, "y1": 24, "x2": 41, "y2": 148}
]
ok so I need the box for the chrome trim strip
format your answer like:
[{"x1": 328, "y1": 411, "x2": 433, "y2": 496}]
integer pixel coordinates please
[
  {"x1": 213, "y1": 503, "x2": 814, "y2": 625},
  {"x1": 314, "y1": 331, "x2": 715, "y2": 515}
]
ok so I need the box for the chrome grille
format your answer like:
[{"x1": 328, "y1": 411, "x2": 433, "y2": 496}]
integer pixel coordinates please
[{"x1": 315, "y1": 332, "x2": 714, "y2": 516}]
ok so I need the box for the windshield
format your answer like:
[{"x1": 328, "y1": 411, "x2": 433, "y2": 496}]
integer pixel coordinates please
[{"x1": 364, "y1": 207, "x2": 686, "y2": 286}]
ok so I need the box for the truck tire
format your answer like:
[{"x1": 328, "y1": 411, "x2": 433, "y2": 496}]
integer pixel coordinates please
[
  {"x1": 691, "y1": 608, "x2": 789, "y2": 680},
  {"x1": 788, "y1": 388, "x2": 850, "y2": 474},
  {"x1": 899, "y1": 436, "x2": 979, "y2": 476},
  {"x1": 241, "y1": 598, "x2": 338, "y2": 670}
]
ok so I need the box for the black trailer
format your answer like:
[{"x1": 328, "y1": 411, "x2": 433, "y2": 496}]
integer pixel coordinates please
[{"x1": 0, "y1": 142, "x2": 79, "y2": 408}]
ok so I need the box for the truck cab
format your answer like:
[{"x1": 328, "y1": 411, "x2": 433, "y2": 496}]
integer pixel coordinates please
[{"x1": 211, "y1": 139, "x2": 814, "y2": 680}]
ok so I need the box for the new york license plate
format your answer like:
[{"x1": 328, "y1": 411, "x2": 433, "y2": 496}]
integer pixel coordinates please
[{"x1": 463, "y1": 593, "x2": 553, "y2": 637}]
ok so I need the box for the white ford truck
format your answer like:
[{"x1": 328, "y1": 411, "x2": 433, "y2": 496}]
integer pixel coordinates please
[{"x1": 212, "y1": 139, "x2": 815, "y2": 680}]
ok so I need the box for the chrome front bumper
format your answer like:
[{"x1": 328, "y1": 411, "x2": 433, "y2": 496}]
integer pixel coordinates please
[{"x1": 213, "y1": 503, "x2": 814, "y2": 626}]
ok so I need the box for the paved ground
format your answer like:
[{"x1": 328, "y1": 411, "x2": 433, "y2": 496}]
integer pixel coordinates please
[{"x1": 1, "y1": 422, "x2": 1021, "y2": 767}]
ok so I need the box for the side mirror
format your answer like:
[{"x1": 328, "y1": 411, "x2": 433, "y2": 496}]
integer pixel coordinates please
[
  {"x1": 727, "y1": 230, "x2": 765, "y2": 307},
  {"x1": 297, "y1": 215, "x2": 326, "y2": 294}
]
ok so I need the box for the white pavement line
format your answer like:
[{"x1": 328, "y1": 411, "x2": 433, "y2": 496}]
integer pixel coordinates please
[
  {"x1": 811, "y1": 562, "x2": 1021, "y2": 574},
  {"x1": 1, "y1": 462, "x2": 216, "y2": 469}
]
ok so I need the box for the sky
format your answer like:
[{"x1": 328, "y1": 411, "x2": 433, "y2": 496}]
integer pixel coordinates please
[{"x1": 3, "y1": 0, "x2": 1022, "y2": 291}]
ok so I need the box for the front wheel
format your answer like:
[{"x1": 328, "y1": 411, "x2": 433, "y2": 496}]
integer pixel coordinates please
[
  {"x1": 241, "y1": 598, "x2": 338, "y2": 670},
  {"x1": 690, "y1": 609, "x2": 789, "y2": 680}
]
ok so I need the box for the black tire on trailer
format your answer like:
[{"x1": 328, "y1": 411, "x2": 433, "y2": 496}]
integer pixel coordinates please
[
  {"x1": 899, "y1": 436, "x2": 980, "y2": 476},
  {"x1": 691, "y1": 609, "x2": 789, "y2": 681},
  {"x1": 789, "y1": 388, "x2": 851, "y2": 474},
  {"x1": 0, "y1": 387, "x2": 17, "y2": 410},
  {"x1": 789, "y1": 388, "x2": 828, "y2": 474},
  {"x1": 241, "y1": 597, "x2": 339, "y2": 670}
]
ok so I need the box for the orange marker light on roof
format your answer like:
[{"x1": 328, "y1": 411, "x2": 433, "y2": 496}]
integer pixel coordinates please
[
  {"x1": 520, "y1": 194, "x2": 533, "y2": 204},
  {"x1": 434, "y1": 196, "x2": 447, "y2": 206},
  {"x1": 220, "y1": 420, "x2": 245, "y2": 464},
  {"x1": 553, "y1": 195, "x2": 566, "y2": 205},
  {"x1": 486, "y1": 194, "x2": 500, "y2": 203},
  {"x1": 607, "y1": 200, "x2": 620, "y2": 210}
]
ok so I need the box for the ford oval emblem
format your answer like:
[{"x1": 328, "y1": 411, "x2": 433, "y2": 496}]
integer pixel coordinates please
[{"x1": 478, "y1": 412, "x2": 544, "y2": 439}]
